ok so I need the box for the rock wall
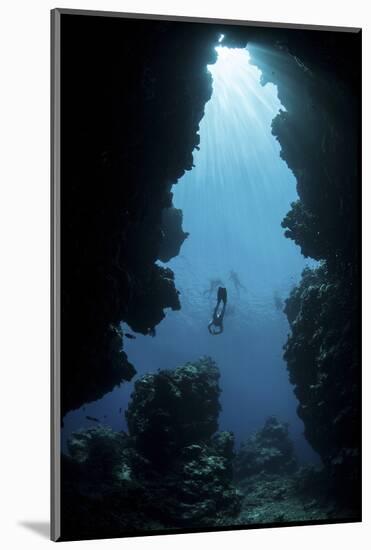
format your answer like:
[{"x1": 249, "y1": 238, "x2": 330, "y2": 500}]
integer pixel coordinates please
[
  {"x1": 284, "y1": 265, "x2": 360, "y2": 504},
  {"x1": 158, "y1": 207, "x2": 189, "y2": 262},
  {"x1": 219, "y1": 25, "x2": 361, "y2": 509},
  {"x1": 232, "y1": 27, "x2": 361, "y2": 507},
  {"x1": 60, "y1": 15, "x2": 220, "y2": 415}
]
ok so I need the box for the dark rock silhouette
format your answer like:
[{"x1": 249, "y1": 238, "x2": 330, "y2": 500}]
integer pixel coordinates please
[
  {"x1": 235, "y1": 28, "x2": 361, "y2": 513},
  {"x1": 158, "y1": 207, "x2": 189, "y2": 262},
  {"x1": 125, "y1": 357, "x2": 242, "y2": 526},
  {"x1": 60, "y1": 16, "x2": 219, "y2": 416},
  {"x1": 61, "y1": 358, "x2": 242, "y2": 539},
  {"x1": 284, "y1": 266, "x2": 360, "y2": 506},
  {"x1": 126, "y1": 357, "x2": 221, "y2": 464}
]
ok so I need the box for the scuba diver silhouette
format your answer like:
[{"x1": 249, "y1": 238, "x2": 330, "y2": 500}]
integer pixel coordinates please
[
  {"x1": 273, "y1": 291, "x2": 283, "y2": 311},
  {"x1": 208, "y1": 286, "x2": 227, "y2": 335},
  {"x1": 229, "y1": 270, "x2": 246, "y2": 295},
  {"x1": 203, "y1": 278, "x2": 224, "y2": 298}
]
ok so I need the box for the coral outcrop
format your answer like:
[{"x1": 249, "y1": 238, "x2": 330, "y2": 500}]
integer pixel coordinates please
[
  {"x1": 234, "y1": 417, "x2": 297, "y2": 479},
  {"x1": 284, "y1": 265, "x2": 360, "y2": 505},
  {"x1": 126, "y1": 357, "x2": 221, "y2": 464},
  {"x1": 61, "y1": 358, "x2": 242, "y2": 539}
]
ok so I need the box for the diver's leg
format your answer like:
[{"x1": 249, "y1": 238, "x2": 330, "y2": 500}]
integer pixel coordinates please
[
  {"x1": 220, "y1": 302, "x2": 226, "y2": 321},
  {"x1": 221, "y1": 287, "x2": 227, "y2": 304}
]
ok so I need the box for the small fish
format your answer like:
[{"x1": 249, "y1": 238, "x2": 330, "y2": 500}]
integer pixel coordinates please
[
  {"x1": 124, "y1": 332, "x2": 136, "y2": 340},
  {"x1": 119, "y1": 407, "x2": 122, "y2": 413},
  {"x1": 86, "y1": 415, "x2": 99, "y2": 422}
]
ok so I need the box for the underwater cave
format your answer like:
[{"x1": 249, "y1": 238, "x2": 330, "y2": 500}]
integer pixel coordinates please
[
  {"x1": 63, "y1": 42, "x2": 318, "y2": 463},
  {"x1": 59, "y1": 14, "x2": 361, "y2": 538}
]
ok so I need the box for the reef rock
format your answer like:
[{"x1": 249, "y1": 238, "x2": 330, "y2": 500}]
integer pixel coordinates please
[
  {"x1": 234, "y1": 417, "x2": 297, "y2": 480},
  {"x1": 61, "y1": 427, "x2": 153, "y2": 539},
  {"x1": 126, "y1": 356, "x2": 221, "y2": 465},
  {"x1": 236, "y1": 26, "x2": 361, "y2": 514},
  {"x1": 125, "y1": 357, "x2": 242, "y2": 527},
  {"x1": 158, "y1": 207, "x2": 189, "y2": 263},
  {"x1": 61, "y1": 358, "x2": 242, "y2": 539},
  {"x1": 284, "y1": 265, "x2": 360, "y2": 506},
  {"x1": 60, "y1": 16, "x2": 219, "y2": 416}
]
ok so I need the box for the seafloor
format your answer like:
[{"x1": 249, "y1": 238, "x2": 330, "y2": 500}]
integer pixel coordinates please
[
  {"x1": 61, "y1": 359, "x2": 358, "y2": 540},
  {"x1": 235, "y1": 471, "x2": 356, "y2": 526}
]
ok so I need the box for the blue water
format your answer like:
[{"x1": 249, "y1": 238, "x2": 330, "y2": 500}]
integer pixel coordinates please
[{"x1": 62, "y1": 46, "x2": 319, "y2": 463}]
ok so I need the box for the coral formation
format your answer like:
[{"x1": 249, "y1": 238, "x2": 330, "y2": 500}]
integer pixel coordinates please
[
  {"x1": 158, "y1": 207, "x2": 189, "y2": 262},
  {"x1": 234, "y1": 416, "x2": 297, "y2": 479},
  {"x1": 61, "y1": 358, "x2": 242, "y2": 539},
  {"x1": 284, "y1": 265, "x2": 360, "y2": 506},
  {"x1": 126, "y1": 357, "x2": 221, "y2": 464}
]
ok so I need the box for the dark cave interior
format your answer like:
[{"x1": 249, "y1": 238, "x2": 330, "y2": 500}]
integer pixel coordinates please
[{"x1": 59, "y1": 13, "x2": 361, "y2": 537}]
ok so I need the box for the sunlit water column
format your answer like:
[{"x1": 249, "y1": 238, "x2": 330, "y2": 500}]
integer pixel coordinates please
[
  {"x1": 62, "y1": 46, "x2": 318, "y2": 463},
  {"x1": 168, "y1": 46, "x2": 318, "y2": 461},
  {"x1": 171, "y1": 46, "x2": 306, "y2": 300}
]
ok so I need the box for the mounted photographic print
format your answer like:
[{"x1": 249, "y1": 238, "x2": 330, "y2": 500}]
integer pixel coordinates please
[{"x1": 51, "y1": 8, "x2": 362, "y2": 542}]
